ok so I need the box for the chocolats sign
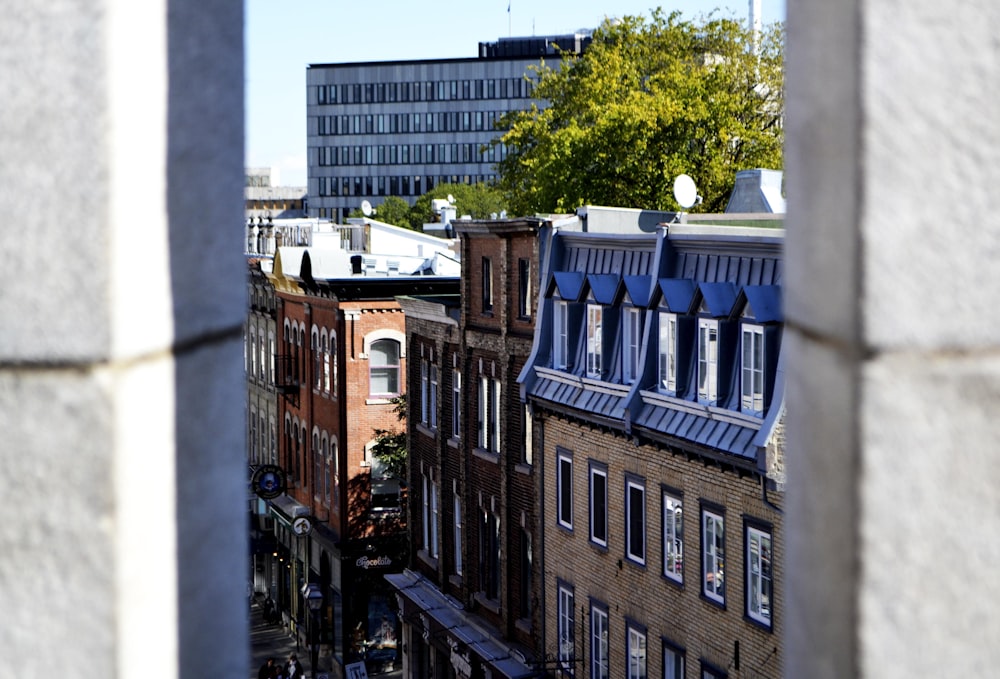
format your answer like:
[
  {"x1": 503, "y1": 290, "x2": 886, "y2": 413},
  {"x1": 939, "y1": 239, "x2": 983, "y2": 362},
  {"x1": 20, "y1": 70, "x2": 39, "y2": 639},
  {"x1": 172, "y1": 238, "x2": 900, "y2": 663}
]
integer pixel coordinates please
[{"x1": 356, "y1": 555, "x2": 393, "y2": 570}]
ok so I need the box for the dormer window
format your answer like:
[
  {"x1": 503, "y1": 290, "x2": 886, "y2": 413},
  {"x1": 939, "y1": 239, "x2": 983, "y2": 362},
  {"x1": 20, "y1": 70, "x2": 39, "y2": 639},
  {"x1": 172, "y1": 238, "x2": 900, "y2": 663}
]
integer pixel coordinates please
[
  {"x1": 697, "y1": 318, "x2": 719, "y2": 405},
  {"x1": 586, "y1": 304, "x2": 603, "y2": 379},
  {"x1": 741, "y1": 324, "x2": 765, "y2": 415},
  {"x1": 622, "y1": 307, "x2": 642, "y2": 384},
  {"x1": 658, "y1": 312, "x2": 678, "y2": 393},
  {"x1": 553, "y1": 300, "x2": 568, "y2": 369}
]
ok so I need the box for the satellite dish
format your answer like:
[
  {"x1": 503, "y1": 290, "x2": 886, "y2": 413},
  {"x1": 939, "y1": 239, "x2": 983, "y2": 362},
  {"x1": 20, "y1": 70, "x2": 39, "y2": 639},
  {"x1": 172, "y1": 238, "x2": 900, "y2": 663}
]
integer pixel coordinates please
[
  {"x1": 673, "y1": 174, "x2": 698, "y2": 209},
  {"x1": 360, "y1": 200, "x2": 373, "y2": 217},
  {"x1": 447, "y1": 194, "x2": 455, "y2": 204}
]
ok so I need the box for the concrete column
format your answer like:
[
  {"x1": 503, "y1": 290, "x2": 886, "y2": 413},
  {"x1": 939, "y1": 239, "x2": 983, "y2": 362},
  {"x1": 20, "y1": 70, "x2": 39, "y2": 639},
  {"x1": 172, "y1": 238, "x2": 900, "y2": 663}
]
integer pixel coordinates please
[
  {"x1": 785, "y1": 0, "x2": 1000, "y2": 677},
  {"x1": 0, "y1": 0, "x2": 245, "y2": 677}
]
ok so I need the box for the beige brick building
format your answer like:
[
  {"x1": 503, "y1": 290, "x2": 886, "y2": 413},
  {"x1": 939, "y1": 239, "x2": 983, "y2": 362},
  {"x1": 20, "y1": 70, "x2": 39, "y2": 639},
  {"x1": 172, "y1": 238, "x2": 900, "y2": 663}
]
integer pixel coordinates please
[{"x1": 521, "y1": 221, "x2": 785, "y2": 679}]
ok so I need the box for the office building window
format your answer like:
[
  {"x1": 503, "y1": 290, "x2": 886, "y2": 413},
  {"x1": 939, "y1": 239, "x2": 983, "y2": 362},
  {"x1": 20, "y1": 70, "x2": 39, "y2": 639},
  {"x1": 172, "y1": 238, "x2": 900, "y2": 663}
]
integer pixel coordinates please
[{"x1": 479, "y1": 507, "x2": 500, "y2": 600}]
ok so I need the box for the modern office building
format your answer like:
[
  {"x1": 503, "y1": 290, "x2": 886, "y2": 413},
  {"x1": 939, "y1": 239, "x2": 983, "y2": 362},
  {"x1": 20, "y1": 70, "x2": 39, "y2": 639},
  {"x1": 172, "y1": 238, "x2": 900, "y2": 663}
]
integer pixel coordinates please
[{"x1": 306, "y1": 34, "x2": 591, "y2": 222}]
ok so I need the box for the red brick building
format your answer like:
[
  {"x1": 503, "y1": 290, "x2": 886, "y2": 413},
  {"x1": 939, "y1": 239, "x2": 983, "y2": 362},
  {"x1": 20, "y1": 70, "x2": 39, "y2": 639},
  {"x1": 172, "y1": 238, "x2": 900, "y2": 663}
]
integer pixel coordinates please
[
  {"x1": 249, "y1": 234, "x2": 458, "y2": 678},
  {"x1": 388, "y1": 217, "x2": 547, "y2": 679}
]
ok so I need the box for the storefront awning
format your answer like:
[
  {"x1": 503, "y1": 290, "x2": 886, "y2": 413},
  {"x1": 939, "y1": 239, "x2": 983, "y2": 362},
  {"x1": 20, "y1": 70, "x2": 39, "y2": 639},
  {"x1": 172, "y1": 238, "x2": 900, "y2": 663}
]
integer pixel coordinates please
[
  {"x1": 386, "y1": 569, "x2": 537, "y2": 679},
  {"x1": 268, "y1": 494, "x2": 310, "y2": 526}
]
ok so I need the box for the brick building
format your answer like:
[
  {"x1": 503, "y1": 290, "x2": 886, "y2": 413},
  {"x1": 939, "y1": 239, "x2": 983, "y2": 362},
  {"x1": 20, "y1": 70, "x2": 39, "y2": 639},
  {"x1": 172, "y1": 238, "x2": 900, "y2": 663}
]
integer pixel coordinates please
[
  {"x1": 520, "y1": 220, "x2": 785, "y2": 679},
  {"x1": 388, "y1": 216, "x2": 550, "y2": 678},
  {"x1": 247, "y1": 222, "x2": 458, "y2": 678}
]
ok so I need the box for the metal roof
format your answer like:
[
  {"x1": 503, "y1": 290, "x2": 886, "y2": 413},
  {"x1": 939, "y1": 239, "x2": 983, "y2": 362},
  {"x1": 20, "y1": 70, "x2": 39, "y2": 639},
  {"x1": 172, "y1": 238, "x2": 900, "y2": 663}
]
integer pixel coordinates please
[
  {"x1": 698, "y1": 281, "x2": 739, "y2": 318},
  {"x1": 741, "y1": 284, "x2": 783, "y2": 322}
]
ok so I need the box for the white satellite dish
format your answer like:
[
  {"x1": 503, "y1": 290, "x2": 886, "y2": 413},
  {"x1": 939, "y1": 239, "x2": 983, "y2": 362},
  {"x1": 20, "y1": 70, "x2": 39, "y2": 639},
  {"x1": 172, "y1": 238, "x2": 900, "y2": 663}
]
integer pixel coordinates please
[
  {"x1": 447, "y1": 194, "x2": 455, "y2": 204},
  {"x1": 673, "y1": 174, "x2": 699, "y2": 209},
  {"x1": 360, "y1": 200, "x2": 373, "y2": 217}
]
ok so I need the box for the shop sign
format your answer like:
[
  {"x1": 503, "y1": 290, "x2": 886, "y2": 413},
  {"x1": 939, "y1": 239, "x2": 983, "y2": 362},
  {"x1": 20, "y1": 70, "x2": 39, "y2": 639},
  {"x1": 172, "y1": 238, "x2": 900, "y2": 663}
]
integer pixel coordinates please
[
  {"x1": 252, "y1": 465, "x2": 286, "y2": 499},
  {"x1": 355, "y1": 555, "x2": 392, "y2": 570}
]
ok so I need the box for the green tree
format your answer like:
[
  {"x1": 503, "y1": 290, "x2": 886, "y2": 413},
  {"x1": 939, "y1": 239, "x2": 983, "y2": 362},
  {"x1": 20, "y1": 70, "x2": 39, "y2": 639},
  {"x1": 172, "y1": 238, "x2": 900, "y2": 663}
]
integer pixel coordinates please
[
  {"x1": 347, "y1": 196, "x2": 415, "y2": 229},
  {"x1": 408, "y1": 182, "x2": 507, "y2": 229},
  {"x1": 494, "y1": 9, "x2": 784, "y2": 214},
  {"x1": 370, "y1": 394, "x2": 407, "y2": 480}
]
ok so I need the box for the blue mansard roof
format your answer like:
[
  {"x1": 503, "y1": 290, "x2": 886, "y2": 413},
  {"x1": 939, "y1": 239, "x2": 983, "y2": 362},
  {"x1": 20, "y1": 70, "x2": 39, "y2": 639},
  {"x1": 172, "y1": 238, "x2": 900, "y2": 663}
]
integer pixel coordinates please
[{"x1": 521, "y1": 223, "x2": 785, "y2": 471}]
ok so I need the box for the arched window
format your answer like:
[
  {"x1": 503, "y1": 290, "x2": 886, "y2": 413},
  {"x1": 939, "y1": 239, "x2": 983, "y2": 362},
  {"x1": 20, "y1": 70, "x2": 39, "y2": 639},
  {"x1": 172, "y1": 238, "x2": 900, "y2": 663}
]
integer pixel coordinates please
[
  {"x1": 369, "y1": 339, "x2": 401, "y2": 397},
  {"x1": 331, "y1": 331, "x2": 338, "y2": 395},
  {"x1": 249, "y1": 327, "x2": 257, "y2": 377},
  {"x1": 311, "y1": 327, "x2": 321, "y2": 390},
  {"x1": 321, "y1": 329, "x2": 330, "y2": 394},
  {"x1": 312, "y1": 429, "x2": 321, "y2": 499},
  {"x1": 331, "y1": 438, "x2": 340, "y2": 509}
]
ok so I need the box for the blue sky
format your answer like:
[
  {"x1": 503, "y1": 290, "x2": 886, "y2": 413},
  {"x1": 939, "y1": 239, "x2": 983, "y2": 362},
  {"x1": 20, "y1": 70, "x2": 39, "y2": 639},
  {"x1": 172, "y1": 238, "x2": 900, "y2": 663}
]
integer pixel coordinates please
[{"x1": 245, "y1": 0, "x2": 786, "y2": 186}]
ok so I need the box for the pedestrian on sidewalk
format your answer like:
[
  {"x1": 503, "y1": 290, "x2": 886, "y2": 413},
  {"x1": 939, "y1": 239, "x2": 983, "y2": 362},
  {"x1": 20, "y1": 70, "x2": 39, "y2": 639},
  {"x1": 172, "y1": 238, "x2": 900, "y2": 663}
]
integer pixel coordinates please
[
  {"x1": 258, "y1": 658, "x2": 277, "y2": 679},
  {"x1": 284, "y1": 653, "x2": 302, "y2": 679}
]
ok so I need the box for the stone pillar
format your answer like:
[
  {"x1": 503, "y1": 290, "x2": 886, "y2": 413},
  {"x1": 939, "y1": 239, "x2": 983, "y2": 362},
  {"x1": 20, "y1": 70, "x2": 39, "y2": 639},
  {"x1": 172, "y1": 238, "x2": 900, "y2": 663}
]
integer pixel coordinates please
[
  {"x1": 785, "y1": 0, "x2": 1000, "y2": 677},
  {"x1": 0, "y1": 0, "x2": 245, "y2": 677}
]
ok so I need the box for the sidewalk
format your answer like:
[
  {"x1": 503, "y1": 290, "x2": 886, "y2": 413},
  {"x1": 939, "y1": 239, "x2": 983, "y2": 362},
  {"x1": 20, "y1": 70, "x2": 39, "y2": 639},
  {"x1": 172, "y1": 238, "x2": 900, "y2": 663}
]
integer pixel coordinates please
[{"x1": 248, "y1": 595, "x2": 304, "y2": 679}]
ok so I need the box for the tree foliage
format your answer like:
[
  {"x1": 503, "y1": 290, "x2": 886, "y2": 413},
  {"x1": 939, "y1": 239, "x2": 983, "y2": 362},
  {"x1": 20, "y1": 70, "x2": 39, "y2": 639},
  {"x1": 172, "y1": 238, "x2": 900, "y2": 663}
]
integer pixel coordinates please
[
  {"x1": 494, "y1": 9, "x2": 784, "y2": 214},
  {"x1": 409, "y1": 182, "x2": 507, "y2": 228},
  {"x1": 369, "y1": 394, "x2": 407, "y2": 480},
  {"x1": 349, "y1": 183, "x2": 507, "y2": 232}
]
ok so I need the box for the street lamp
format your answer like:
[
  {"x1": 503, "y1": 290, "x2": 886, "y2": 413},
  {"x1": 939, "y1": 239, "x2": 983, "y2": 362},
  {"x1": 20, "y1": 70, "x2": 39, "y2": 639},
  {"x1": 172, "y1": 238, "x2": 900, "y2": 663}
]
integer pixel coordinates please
[{"x1": 301, "y1": 582, "x2": 324, "y2": 678}]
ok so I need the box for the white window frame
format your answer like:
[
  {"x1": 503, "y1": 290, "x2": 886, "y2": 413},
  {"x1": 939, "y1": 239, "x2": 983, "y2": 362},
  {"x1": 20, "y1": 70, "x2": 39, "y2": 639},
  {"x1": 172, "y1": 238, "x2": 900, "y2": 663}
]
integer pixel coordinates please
[
  {"x1": 477, "y1": 376, "x2": 488, "y2": 449},
  {"x1": 627, "y1": 624, "x2": 647, "y2": 679},
  {"x1": 623, "y1": 307, "x2": 642, "y2": 384},
  {"x1": 662, "y1": 491, "x2": 683, "y2": 583},
  {"x1": 490, "y1": 378, "x2": 500, "y2": 452},
  {"x1": 452, "y1": 369, "x2": 462, "y2": 438},
  {"x1": 558, "y1": 583, "x2": 575, "y2": 672},
  {"x1": 553, "y1": 300, "x2": 569, "y2": 369},
  {"x1": 369, "y1": 338, "x2": 401, "y2": 397},
  {"x1": 626, "y1": 477, "x2": 646, "y2": 565},
  {"x1": 429, "y1": 363, "x2": 438, "y2": 429},
  {"x1": 741, "y1": 324, "x2": 765, "y2": 415},
  {"x1": 746, "y1": 524, "x2": 773, "y2": 627},
  {"x1": 420, "y1": 359, "x2": 429, "y2": 425},
  {"x1": 591, "y1": 604, "x2": 609, "y2": 679},
  {"x1": 430, "y1": 477, "x2": 440, "y2": 559},
  {"x1": 589, "y1": 464, "x2": 608, "y2": 547},
  {"x1": 557, "y1": 451, "x2": 573, "y2": 530},
  {"x1": 586, "y1": 303, "x2": 603, "y2": 379},
  {"x1": 697, "y1": 319, "x2": 719, "y2": 405},
  {"x1": 476, "y1": 375, "x2": 501, "y2": 453},
  {"x1": 702, "y1": 508, "x2": 725, "y2": 604},
  {"x1": 422, "y1": 473, "x2": 430, "y2": 551},
  {"x1": 658, "y1": 312, "x2": 677, "y2": 393},
  {"x1": 663, "y1": 643, "x2": 685, "y2": 679},
  {"x1": 453, "y1": 491, "x2": 463, "y2": 576}
]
